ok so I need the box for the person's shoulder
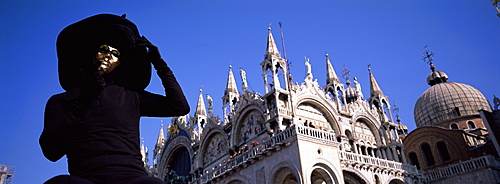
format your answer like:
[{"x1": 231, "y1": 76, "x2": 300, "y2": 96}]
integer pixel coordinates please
[{"x1": 47, "y1": 89, "x2": 80, "y2": 102}]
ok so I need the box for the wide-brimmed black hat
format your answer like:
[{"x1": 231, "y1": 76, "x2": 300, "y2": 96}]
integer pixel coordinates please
[{"x1": 57, "y1": 13, "x2": 151, "y2": 91}]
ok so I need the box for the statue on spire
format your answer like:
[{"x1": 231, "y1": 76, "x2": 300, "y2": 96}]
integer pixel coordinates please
[
  {"x1": 206, "y1": 94, "x2": 214, "y2": 116},
  {"x1": 353, "y1": 77, "x2": 363, "y2": 99},
  {"x1": 305, "y1": 57, "x2": 313, "y2": 80},
  {"x1": 239, "y1": 68, "x2": 248, "y2": 90}
]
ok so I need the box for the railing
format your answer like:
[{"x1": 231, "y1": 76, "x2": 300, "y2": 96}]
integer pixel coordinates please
[
  {"x1": 463, "y1": 132, "x2": 487, "y2": 148},
  {"x1": 296, "y1": 125, "x2": 337, "y2": 145},
  {"x1": 278, "y1": 106, "x2": 290, "y2": 116},
  {"x1": 339, "y1": 151, "x2": 418, "y2": 174},
  {"x1": 424, "y1": 155, "x2": 500, "y2": 182},
  {"x1": 193, "y1": 125, "x2": 297, "y2": 184}
]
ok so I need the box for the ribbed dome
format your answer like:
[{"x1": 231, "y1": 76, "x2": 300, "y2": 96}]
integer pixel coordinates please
[
  {"x1": 344, "y1": 86, "x2": 359, "y2": 103},
  {"x1": 414, "y1": 81, "x2": 491, "y2": 127}
]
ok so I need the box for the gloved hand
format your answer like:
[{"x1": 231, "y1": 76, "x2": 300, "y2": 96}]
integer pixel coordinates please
[{"x1": 136, "y1": 36, "x2": 167, "y2": 70}]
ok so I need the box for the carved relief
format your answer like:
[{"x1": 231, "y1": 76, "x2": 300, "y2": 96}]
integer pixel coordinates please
[
  {"x1": 238, "y1": 110, "x2": 265, "y2": 144},
  {"x1": 203, "y1": 133, "x2": 227, "y2": 165}
]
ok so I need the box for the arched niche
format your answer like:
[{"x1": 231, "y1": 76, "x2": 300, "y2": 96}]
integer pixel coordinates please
[
  {"x1": 352, "y1": 116, "x2": 383, "y2": 145},
  {"x1": 343, "y1": 170, "x2": 368, "y2": 184},
  {"x1": 164, "y1": 145, "x2": 191, "y2": 181},
  {"x1": 272, "y1": 167, "x2": 300, "y2": 184},
  {"x1": 353, "y1": 119, "x2": 378, "y2": 144},
  {"x1": 202, "y1": 132, "x2": 228, "y2": 165},
  {"x1": 294, "y1": 100, "x2": 340, "y2": 135},
  {"x1": 158, "y1": 135, "x2": 193, "y2": 181},
  {"x1": 310, "y1": 163, "x2": 338, "y2": 184},
  {"x1": 235, "y1": 109, "x2": 266, "y2": 145},
  {"x1": 388, "y1": 179, "x2": 405, "y2": 184}
]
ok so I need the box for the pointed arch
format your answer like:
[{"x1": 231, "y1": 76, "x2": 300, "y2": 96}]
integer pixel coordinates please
[
  {"x1": 293, "y1": 97, "x2": 341, "y2": 136},
  {"x1": 157, "y1": 135, "x2": 194, "y2": 181},
  {"x1": 198, "y1": 126, "x2": 228, "y2": 167},
  {"x1": 232, "y1": 107, "x2": 266, "y2": 146},
  {"x1": 352, "y1": 115, "x2": 383, "y2": 145}
]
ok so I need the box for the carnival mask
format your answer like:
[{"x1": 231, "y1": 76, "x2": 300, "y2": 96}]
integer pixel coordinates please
[{"x1": 94, "y1": 45, "x2": 121, "y2": 73}]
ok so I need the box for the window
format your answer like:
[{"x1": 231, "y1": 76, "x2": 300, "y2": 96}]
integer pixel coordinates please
[
  {"x1": 408, "y1": 152, "x2": 420, "y2": 170},
  {"x1": 450, "y1": 123, "x2": 458, "y2": 130},
  {"x1": 421, "y1": 143, "x2": 435, "y2": 166},
  {"x1": 468, "y1": 121, "x2": 476, "y2": 129},
  {"x1": 436, "y1": 141, "x2": 451, "y2": 162}
]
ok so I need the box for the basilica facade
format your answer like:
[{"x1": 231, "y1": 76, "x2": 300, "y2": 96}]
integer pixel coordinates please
[{"x1": 143, "y1": 27, "x2": 422, "y2": 184}]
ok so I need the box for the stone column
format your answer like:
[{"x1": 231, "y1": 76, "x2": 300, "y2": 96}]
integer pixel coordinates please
[{"x1": 391, "y1": 146, "x2": 399, "y2": 162}]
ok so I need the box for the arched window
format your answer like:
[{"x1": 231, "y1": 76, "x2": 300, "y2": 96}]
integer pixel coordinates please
[
  {"x1": 374, "y1": 175, "x2": 381, "y2": 184},
  {"x1": 450, "y1": 123, "x2": 458, "y2": 130},
  {"x1": 436, "y1": 141, "x2": 451, "y2": 162},
  {"x1": 408, "y1": 152, "x2": 420, "y2": 170},
  {"x1": 421, "y1": 143, "x2": 435, "y2": 166},
  {"x1": 467, "y1": 121, "x2": 476, "y2": 129}
]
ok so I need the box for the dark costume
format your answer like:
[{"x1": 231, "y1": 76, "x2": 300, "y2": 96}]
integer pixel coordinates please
[{"x1": 39, "y1": 14, "x2": 189, "y2": 184}]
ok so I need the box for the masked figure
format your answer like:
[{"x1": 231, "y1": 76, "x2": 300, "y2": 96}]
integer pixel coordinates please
[{"x1": 39, "y1": 14, "x2": 190, "y2": 184}]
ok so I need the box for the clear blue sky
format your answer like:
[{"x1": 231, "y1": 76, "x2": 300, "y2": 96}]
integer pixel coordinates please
[{"x1": 0, "y1": 1, "x2": 499, "y2": 183}]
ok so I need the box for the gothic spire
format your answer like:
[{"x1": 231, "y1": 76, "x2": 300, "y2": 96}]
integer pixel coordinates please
[
  {"x1": 155, "y1": 124, "x2": 165, "y2": 148},
  {"x1": 368, "y1": 66, "x2": 384, "y2": 97},
  {"x1": 222, "y1": 65, "x2": 239, "y2": 125},
  {"x1": 195, "y1": 89, "x2": 207, "y2": 117},
  {"x1": 265, "y1": 26, "x2": 281, "y2": 59},
  {"x1": 325, "y1": 53, "x2": 339, "y2": 84},
  {"x1": 224, "y1": 65, "x2": 239, "y2": 97}
]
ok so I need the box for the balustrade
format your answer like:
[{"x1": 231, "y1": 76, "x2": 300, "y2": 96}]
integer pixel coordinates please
[
  {"x1": 339, "y1": 151, "x2": 416, "y2": 173},
  {"x1": 424, "y1": 155, "x2": 500, "y2": 182}
]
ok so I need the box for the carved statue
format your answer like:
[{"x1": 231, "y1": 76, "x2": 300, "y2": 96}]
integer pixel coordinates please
[
  {"x1": 353, "y1": 77, "x2": 363, "y2": 99},
  {"x1": 206, "y1": 94, "x2": 213, "y2": 110},
  {"x1": 305, "y1": 57, "x2": 313, "y2": 79},
  {"x1": 239, "y1": 68, "x2": 248, "y2": 90},
  {"x1": 167, "y1": 170, "x2": 188, "y2": 184}
]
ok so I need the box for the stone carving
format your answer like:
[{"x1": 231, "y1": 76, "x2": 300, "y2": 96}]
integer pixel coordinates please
[
  {"x1": 239, "y1": 110, "x2": 265, "y2": 143},
  {"x1": 203, "y1": 133, "x2": 227, "y2": 165}
]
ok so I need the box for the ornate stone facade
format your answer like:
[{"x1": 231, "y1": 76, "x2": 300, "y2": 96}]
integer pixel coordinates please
[{"x1": 146, "y1": 27, "x2": 421, "y2": 184}]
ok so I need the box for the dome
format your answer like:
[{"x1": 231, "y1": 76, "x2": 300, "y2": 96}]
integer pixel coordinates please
[
  {"x1": 414, "y1": 80, "x2": 491, "y2": 128},
  {"x1": 426, "y1": 70, "x2": 448, "y2": 86}
]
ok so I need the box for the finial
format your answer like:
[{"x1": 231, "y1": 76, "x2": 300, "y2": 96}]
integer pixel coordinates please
[
  {"x1": 325, "y1": 52, "x2": 329, "y2": 58},
  {"x1": 422, "y1": 45, "x2": 436, "y2": 72},
  {"x1": 268, "y1": 23, "x2": 272, "y2": 30},
  {"x1": 342, "y1": 65, "x2": 351, "y2": 83},
  {"x1": 368, "y1": 64, "x2": 371, "y2": 73},
  {"x1": 392, "y1": 100, "x2": 400, "y2": 121}
]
